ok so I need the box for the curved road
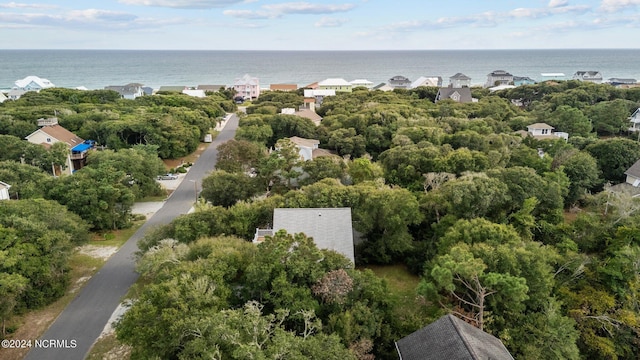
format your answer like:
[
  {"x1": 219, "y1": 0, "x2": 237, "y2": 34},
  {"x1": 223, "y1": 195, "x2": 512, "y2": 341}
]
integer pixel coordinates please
[{"x1": 25, "y1": 114, "x2": 239, "y2": 360}]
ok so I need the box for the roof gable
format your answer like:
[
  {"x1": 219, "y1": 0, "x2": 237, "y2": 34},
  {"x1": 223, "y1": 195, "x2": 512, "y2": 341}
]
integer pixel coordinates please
[
  {"x1": 396, "y1": 315, "x2": 514, "y2": 360},
  {"x1": 26, "y1": 124, "x2": 84, "y2": 147},
  {"x1": 625, "y1": 159, "x2": 640, "y2": 179}
]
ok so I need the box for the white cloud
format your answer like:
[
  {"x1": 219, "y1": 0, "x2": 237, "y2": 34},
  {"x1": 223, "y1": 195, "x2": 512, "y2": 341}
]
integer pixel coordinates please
[
  {"x1": 548, "y1": 0, "x2": 569, "y2": 7},
  {"x1": 0, "y1": 2, "x2": 57, "y2": 9},
  {"x1": 118, "y1": 0, "x2": 245, "y2": 9},
  {"x1": 262, "y1": 2, "x2": 355, "y2": 14},
  {"x1": 222, "y1": 9, "x2": 276, "y2": 19},
  {"x1": 600, "y1": 0, "x2": 640, "y2": 11},
  {"x1": 224, "y1": 1, "x2": 355, "y2": 19},
  {"x1": 68, "y1": 9, "x2": 137, "y2": 22},
  {"x1": 314, "y1": 16, "x2": 348, "y2": 27}
]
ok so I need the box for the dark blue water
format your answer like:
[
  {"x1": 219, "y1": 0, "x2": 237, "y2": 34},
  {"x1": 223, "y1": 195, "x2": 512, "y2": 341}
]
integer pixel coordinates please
[{"x1": 0, "y1": 49, "x2": 638, "y2": 90}]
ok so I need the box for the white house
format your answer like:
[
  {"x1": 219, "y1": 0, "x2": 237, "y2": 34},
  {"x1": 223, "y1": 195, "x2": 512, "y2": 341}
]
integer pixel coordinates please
[
  {"x1": 7, "y1": 89, "x2": 27, "y2": 100},
  {"x1": 526, "y1": 123, "x2": 569, "y2": 141},
  {"x1": 182, "y1": 89, "x2": 206, "y2": 98},
  {"x1": 350, "y1": 79, "x2": 374, "y2": 89},
  {"x1": 485, "y1": 70, "x2": 514, "y2": 88},
  {"x1": 629, "y1": 108, "x2": 640, "y2": 132},
  {"x1": 14, "y1": 76, "x2": 55, "y2": 91},
  {"x1": 573, "y1": 71, "x2": 603, "y2": 83},
  {"x1": 0, "y1": 181, "x2": 11, "y2": 200},
  {"x1": 318, "y1": 78, "x2": 352, "y2": 92},
  {"x1": 104, "y1": 83, "x2": 145, "y2": 99},
  {"x1": 289, "y1": 136, "x2": 320, "y2": 161},
  {"x1": 625, "y1": 160, "x2": 640, "y2": 187},
  {"x1": 253, "y1": 208, "x2": 355, "y2": 263},
  {"x1": 411, "y1": 76, "x2": 443, "y2": 88},
  {"x1": 0, "y1": 92, "x2": 7, "y2": 103},
  {"x1": 449, "y1": 73, "x2": 472, "y2": 88},
  {"x1": 303, "y1": 89, "x2": 335, "y2": 107}
]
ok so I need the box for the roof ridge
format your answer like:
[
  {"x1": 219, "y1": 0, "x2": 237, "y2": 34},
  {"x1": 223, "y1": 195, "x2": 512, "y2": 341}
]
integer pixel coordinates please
[{"x1": 448, "y1": 315, "x2": 480, "y2": 360}]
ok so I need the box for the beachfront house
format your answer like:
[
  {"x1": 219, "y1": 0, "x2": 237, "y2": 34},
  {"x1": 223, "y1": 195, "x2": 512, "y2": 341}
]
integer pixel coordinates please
[
  {"x1": 0, "y1": 92, "x2": 7, "y2": 103},
  {"x1": 629, "y1": 108, "x2": 640, "y2": 132},
  {"x1": 485, "y1": 70, "x2": 514, "y2": 88},
  {"x1": 435, "y1": 87, "x2": 473, "y2": 103},
  {"x1": 411, "y1": 76, "x2": 443, "y2": 88},
  {"x1": 388, "y1": 75, "x2": 412, "y2": 89},
  {"x1": 104, "y1": 83, "x2": 145, "y2": 100},
  {"x1": 24, "y1": 118, "x2": 95, "y2": 175},
  {"x1": 182, "y1": 89, "x2": 206, "y2": 98},
  {"x1": 350, "y1": 79, "x2": 374, "y2": 89},
  {"x1": 7, "y1": 89, "x2": 27, "y2": 101},
  {"x1": 513, "y1": 76, "x2": 536, "y2": 86},
  {"x1": 303, "y1": 89, "x2": 335, "y2": 107},
  {"x1": 573, "y1": 71, "x2": 603, "y2": 83},
  {"x1": 197, "y1": 84, "x2": 225, "y2": 92},
  {"x1": 395, "y1": 314, "x2": 514, "y2": 360},
  {"x1": 14, "y1": 75, "x2": 55, "y2": 91},
  {"x1": 526, "y1": 122, "x2": 569, "y2": 141},
  {"x1": 234, "y1": 74, "x2": 260, "y2": 100},
  {"x1": 252, "y1": 208, "x2": 355, "y2": 263},
  {"x1": 449, "y1": 73, "x2": 472, "y2": 88},
  {"x1": 609, "y1": 78, "x2": 637, "y2": 87},
  {"x1": 0, "y1": 181, "x2": 11, "y2": 200},
  {"x1": 269, "y1": 84, "x2": 298, "y2": 92},
  {"x1": 372, "y1": 83, "x2": 394, "y2": 92},
  {"x1": 318, "y1": 78, "x2": 352, "y2": 93}
]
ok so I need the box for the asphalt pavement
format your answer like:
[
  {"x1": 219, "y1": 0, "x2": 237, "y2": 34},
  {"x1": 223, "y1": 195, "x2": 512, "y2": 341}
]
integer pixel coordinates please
[{"x1": 25, "y1": 114, "x2": 239, "y2": 360}]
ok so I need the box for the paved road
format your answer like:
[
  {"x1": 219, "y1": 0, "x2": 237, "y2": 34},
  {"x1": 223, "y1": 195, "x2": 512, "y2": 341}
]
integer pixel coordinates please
[{"x1": 25, "y1": 114, "x2": 239, "y2": 360}]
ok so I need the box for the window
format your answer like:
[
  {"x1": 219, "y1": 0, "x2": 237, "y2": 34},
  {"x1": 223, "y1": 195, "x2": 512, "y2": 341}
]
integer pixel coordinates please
[{"x1": 46, "y1": 137, "x2": 51, "y2": 142}]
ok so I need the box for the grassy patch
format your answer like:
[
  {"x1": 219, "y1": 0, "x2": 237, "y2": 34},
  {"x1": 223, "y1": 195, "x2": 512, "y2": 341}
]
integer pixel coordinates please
[
  {"x1": 137, "y1": 195, "x2": 167, "y2": 202},
  {"x1": 90, "y1": 222, "x2": 143, "y2": 247},
  {"x1": 363, "y1": 264, "x2": 437, "y2": 333},
  {"x1": 86, "y1": 333, "x2": 131, "y2": 360},
  {"x1": 0, "y1": 253, "x2": 105, "y2": 360}
]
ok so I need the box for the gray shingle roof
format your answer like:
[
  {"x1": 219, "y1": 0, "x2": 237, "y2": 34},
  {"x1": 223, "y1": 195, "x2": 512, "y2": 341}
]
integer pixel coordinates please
[
  {"x1": 625, "y1": 159, "x2": 640, "y2": 179},
  {"x1": 450, "y1": 73, "x2": 471, "y2": 80},
  {"x1": 436, "y1": 87, "x2": 473, "y2": 103},
  {"x1": 273, "y1": 208, "x2": 354, "y2": 263},
  {"x1": 396, "y1": 315, "x2": 514, "y2": 360}
]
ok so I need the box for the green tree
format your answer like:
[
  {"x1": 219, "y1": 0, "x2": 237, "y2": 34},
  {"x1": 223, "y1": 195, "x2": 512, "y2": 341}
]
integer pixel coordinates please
[
  {"x1": 85, "y1": 145, "x2": 165, "y2": 199},
  {"x1": 546, "y1": 105, "x2": 592, "y2": 137},
  {"x1": 46, "y1": 167, "x2": 136, "y2": 230},
  {"x1": 201, "y1": 170, "x2": 260, "y2": 207},
  {"x1": 586, "y1": 137, "x2": 640, "y2": 183},
  {"x1": 215, "y1": 139, "x2": 266, "y2": 173},
  {"x1": 347, "y1": 157, "x2": 383, "y2": 184}
]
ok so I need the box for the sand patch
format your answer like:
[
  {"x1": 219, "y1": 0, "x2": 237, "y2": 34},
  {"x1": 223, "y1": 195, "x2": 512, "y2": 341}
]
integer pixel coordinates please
[{"x1": 77, "y1": 245, "x2": 119, "y2": 261}]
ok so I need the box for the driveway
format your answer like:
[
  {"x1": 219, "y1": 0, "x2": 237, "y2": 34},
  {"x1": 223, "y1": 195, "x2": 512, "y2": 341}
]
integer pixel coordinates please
[{"x1": 25, "y1": 114, "x2": 239, "y2": 360}]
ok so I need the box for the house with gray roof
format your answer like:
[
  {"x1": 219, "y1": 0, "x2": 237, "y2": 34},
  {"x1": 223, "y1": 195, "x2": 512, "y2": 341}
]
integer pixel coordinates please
[
  {"x1": 395, "y1": 314, "x2": 514, "y2": 360},
  {"x1": 629, "y1": 108, "x2": 640, "y2": 132},
  {"x1": 253, "y1": 208, "x2": 355, "y2": 263},
  {"x1": 449, "y1": 73, "x2": 471, "y2": 88},
  {"x1": 388, "y1": 75, "x2": 412, "y2": 89},
  {"x1": 435, "y1": 87, "x2": 473, "y2": 103},
  {"x1": 608, "y1": 78, "x2": 637, "y2": 87},
  {"x1": 485, "y1": 70, "x2": 513, "y2": 88},
  {"x1": 624, "y1": 159, "x2": 640, "y2": 187},
  {"x1": 573, "y1": 71, "x2": 603, "y2": 83},
  {"x1": 104, "y1": 83, "x2": 144, "y2": 99},
  {"x1": 513, "y1": 76, "x2": 536, "y2": 86}
]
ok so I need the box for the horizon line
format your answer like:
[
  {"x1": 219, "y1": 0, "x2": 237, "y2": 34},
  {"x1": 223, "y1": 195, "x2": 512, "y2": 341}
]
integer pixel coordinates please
[{"x1": 1, "y1": 47, "x2": 639, "y2": 52}]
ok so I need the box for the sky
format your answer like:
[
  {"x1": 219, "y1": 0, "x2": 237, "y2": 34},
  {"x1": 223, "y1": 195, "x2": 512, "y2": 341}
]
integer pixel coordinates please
[{"x1": 0, "y1": 0, "x2": 638, "y2": 50}]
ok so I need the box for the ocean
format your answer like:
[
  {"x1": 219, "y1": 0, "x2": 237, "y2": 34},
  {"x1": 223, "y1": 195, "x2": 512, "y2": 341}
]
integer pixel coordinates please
[{"x1": 1, "y1": 49, "x2": 639, "y2": 91}]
